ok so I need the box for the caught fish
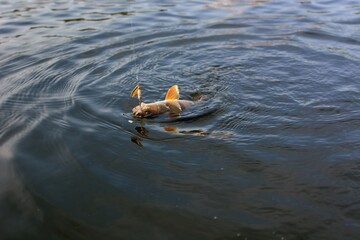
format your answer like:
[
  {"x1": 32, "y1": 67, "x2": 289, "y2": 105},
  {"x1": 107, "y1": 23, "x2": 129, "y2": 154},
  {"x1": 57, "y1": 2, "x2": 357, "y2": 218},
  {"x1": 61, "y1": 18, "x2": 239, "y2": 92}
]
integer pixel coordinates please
[{"x1": 131, "y1": 84, "x2": 194, "y2": 118}]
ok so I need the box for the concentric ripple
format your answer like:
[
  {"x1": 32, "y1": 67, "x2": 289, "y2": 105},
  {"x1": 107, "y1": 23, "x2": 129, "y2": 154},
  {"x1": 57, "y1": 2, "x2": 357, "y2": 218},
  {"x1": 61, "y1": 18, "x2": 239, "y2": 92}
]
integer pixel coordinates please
[{"x1": 1, "y1": 0, "x2": 360, "y2": 239}]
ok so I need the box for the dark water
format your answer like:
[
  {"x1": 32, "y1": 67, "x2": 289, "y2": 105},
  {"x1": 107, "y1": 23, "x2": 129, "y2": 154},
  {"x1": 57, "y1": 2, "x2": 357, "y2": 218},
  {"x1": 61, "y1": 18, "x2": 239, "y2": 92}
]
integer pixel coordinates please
[{"x1": 1, "y1": 0, "x2": 360, "y2": 239}]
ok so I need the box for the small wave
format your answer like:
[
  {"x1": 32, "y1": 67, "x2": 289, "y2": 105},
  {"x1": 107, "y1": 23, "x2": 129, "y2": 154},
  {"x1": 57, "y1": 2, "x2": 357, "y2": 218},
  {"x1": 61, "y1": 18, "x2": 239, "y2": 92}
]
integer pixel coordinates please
[{"x1": 297, "y1": 29, "x2": 360, "y2": 46}]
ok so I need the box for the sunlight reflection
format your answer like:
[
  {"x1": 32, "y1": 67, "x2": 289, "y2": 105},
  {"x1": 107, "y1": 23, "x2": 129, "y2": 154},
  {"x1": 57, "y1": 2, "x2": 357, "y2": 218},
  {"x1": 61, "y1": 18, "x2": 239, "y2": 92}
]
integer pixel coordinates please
[{"x1": 204, "y1": 0, "x2": 270, "y2": 11}]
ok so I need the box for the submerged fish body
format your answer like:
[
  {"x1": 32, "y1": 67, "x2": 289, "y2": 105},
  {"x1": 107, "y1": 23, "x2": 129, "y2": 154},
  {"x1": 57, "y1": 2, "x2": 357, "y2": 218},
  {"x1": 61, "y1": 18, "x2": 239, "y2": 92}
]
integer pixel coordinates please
[
  {"x1": 131, "y1": 85, "x2": 194, "y2": 118},
  {"x1": 132, "y1": 99, "x2": 194, "y2": 118}
]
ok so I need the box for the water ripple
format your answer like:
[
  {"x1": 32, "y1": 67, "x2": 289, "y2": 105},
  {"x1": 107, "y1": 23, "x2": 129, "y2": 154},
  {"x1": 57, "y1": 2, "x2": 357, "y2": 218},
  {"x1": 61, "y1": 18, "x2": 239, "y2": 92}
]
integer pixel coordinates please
[{"x1": 1, "y1": 0, "x2": 360, "y2": 239}]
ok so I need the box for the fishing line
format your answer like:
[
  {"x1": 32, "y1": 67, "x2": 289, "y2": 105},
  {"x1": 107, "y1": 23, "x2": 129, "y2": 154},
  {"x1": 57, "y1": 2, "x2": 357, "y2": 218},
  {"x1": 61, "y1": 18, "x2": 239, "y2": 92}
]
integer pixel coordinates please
[
  {"x1": 128, "y1": 2, "x2": 140, "y2": 85},
  {"x1": 127, "y1": 1, "x2": 143, "y2": 114}
]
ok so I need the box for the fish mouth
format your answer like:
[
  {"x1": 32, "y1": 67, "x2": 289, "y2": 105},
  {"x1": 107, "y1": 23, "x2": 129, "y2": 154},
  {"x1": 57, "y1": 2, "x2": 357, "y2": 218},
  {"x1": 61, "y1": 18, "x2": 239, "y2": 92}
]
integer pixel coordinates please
[
  {"x1": 134, "y1": 111, "x2": 153, "y2": 118},
  {"x1": 132, "y1": 110, "x2": 144, "y2": 118},
  {"x1": 134, "y1": 112, "x2": 145, "y2": 118},
  {"x1": 132, "y1": 106, "x2": 142, "y2": 117},
  {"x1": 132, "y1": 108, "x2": 148, "y2": 118},
  {"x1": 132, "y1": 109, "x2": 156, "y2": 118}
]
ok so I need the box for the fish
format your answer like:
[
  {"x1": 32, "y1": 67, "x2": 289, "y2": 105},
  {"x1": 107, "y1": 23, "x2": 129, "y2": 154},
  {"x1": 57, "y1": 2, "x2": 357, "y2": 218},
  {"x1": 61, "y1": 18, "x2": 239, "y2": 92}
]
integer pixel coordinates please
[{"x1": 131, "y1": 84, "x2": 194, "y2": 118}]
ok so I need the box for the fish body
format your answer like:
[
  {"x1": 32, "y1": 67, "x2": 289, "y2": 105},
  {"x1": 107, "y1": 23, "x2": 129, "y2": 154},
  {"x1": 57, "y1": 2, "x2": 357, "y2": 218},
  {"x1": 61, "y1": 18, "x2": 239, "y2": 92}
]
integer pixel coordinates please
[
  {"x1": 132, "y1": 99, "x2": 194, "y2": 117},
  {"x1": 131, "y1": 85, "x2": 194, "y2": 118}
]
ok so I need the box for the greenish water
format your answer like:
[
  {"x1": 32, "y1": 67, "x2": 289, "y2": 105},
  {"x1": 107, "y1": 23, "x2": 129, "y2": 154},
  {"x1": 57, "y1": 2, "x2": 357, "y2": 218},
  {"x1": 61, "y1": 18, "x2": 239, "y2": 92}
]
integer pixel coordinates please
[{"x1": 0, "y1": 0, "x2": 360, "y2": 239}]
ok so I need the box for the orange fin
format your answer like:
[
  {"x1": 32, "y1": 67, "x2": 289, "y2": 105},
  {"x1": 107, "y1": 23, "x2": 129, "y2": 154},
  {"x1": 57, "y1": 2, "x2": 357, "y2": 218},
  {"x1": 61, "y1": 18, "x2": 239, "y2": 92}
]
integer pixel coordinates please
[
  {"x1": 164, "y1": 126, "x2": 179, "y2": 133},
  {"x1": 165, "y1": 85, "x2": 180, "y2": 100},
  {"x1": 167, "y1": 101, "x2": 182, "y2": 113},
  {"x1": 131, "y1": 84, "x2": 141, "y2": 98}
]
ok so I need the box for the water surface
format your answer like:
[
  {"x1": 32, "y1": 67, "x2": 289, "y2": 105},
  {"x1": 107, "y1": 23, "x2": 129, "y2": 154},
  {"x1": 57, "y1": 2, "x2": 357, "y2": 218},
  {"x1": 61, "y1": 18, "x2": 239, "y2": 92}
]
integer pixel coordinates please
[{"x1": 1, "y1": 0, "x2": 360, "y2": 239}]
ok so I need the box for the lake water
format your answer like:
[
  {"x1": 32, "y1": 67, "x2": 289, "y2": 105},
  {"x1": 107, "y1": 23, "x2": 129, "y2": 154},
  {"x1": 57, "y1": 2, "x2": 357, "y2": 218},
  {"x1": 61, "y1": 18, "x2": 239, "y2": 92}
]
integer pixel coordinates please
[{"x1": 1, "y1": 0, "x2": 360, "y2": 239}]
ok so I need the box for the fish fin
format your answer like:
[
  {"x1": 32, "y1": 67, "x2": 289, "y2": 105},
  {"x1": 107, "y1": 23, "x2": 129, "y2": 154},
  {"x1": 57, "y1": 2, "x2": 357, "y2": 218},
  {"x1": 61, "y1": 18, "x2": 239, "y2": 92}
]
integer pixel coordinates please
[
  {"x1": 165, "y1": 85, "x2": 180, "y2": 100},
  {"x1": 131, "y1": 84, "x2": 141, "y2": 97},
  {"x1": 167, "y1": 101, "x2": 182, "y2": 113},
  {"x1": 164, "y1": 126, "x2": 179, "y2": 133},
  {"x1": 135, "y1": 126, "x2": 148, "y2": 136},
  {"x1": 131, "y1": 136, "x2": 143, "y2": 147}
]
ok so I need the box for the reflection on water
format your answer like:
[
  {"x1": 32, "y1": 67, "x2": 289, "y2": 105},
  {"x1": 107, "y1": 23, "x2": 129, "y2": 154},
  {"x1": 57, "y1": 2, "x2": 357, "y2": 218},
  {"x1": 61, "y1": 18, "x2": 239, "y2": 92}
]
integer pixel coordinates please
[{"x1": 1, "y1": 0, "x2": 360, "y2": 239}]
